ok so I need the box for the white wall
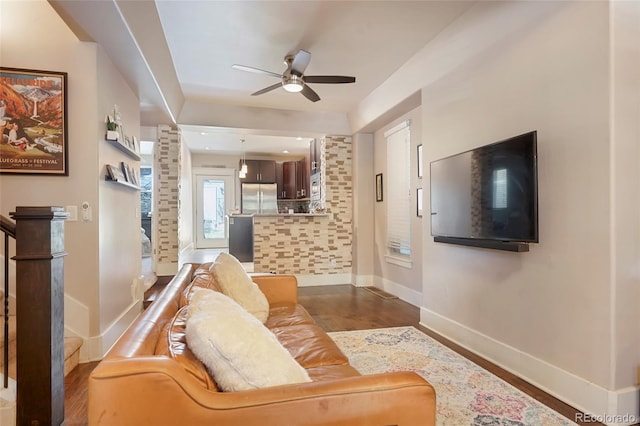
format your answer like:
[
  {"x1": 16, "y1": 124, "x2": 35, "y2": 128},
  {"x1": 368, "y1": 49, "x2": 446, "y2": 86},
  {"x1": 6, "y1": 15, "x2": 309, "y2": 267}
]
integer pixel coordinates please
[
  {"x1": 97, "y1": 45, "x2": 143, "y2": 348},
  {"x1": 1, "y1": 0, "x2": 143, "y2": 359},
  {"x1": 355, "y1": 1, "x2": 638, "y2": 422},
  {"x1": 0, "y1": 0, "x2": 99, "y2": 317},
  {"x1": 178, "y1": 135, "x2": 193, "y2": 255},
  {"x1": 609, "y1": 0, "x2": 640, "y2": 394},
  {"x1": 371, "y1": 107, "x2": 423, "y2": 306},
  {"x1": 351, "y1": 133, "x2": 375, "y2": 287},
  {"x1": 416, "y1": 1, "x2": 637, "y2": 421}
]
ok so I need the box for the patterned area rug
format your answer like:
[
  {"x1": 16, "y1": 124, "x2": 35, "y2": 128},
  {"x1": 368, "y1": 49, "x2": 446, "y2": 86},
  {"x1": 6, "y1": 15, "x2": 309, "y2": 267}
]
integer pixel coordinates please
[{"x1": 328, "y1": 326, "x2": 577, "y2": 426}]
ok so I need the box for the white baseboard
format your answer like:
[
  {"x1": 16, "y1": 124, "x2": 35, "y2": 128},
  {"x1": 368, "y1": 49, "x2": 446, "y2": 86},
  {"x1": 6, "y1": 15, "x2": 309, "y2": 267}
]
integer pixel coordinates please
[
  {"x1": 352, "y1": 274, "x2": 375, "y2": 287},
  {"x1": 374, "y1": 276, "x2": 422, "y2": 307},
  {"x1": 420, "y1": 307, "x2": 639, "y2": 426},
  {"x1": 85, "y1": 300, "x2": 143, "y2": 361},
  {"x1": 296, "y1": 273, "x2": 352, "y2": 287}
]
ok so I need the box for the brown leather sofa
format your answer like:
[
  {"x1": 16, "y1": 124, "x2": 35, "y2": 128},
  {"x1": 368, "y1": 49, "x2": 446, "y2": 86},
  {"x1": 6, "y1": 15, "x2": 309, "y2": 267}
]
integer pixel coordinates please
[{"x1": 88, "y1": 263, "x2": 436, "y2": 425}]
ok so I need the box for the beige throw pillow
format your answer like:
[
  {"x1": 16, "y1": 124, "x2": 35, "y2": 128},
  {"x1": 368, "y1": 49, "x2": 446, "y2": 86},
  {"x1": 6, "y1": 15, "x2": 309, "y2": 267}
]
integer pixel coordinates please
[
  {"x1": 210, "y1": 252, "x2": 269, "y2": 323},
  {"x1": 186, "y1": 288, "x2": 311, "y2": 392}
]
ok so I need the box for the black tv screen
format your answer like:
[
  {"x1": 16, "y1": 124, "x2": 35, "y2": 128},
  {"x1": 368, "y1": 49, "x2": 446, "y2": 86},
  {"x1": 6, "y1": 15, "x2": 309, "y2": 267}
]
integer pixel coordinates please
[{"x1": 430, "y1": 131, "x2": 538, "y2": 243}]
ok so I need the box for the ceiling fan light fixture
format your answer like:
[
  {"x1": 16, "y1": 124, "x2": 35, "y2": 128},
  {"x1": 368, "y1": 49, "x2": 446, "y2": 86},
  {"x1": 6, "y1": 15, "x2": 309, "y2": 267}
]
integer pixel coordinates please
[{"x1": 282, "y1": 75, "x2": 303, "y2": 93}]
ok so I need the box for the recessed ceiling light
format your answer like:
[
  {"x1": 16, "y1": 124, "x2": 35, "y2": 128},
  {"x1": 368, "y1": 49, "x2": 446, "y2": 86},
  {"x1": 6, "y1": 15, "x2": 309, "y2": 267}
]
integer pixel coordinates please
[
  {"x1": 205, "y1": 147, "x2": 210, "y2": 150},
  {"x1": 200, "y1": 132, "x2": 207, "y2": 136},
  {"x1": 282, "y1": 150, "x2": 289, "y2": 154},
  {"x1": 296, "y1": 137, "x2": 302, "y2": 141}
]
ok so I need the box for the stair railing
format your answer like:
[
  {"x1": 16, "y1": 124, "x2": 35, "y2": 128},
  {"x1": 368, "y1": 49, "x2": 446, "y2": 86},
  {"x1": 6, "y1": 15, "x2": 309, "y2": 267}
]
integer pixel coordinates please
[{"x1": 0, "y1": 214, "x2": 16, "y2": 390}]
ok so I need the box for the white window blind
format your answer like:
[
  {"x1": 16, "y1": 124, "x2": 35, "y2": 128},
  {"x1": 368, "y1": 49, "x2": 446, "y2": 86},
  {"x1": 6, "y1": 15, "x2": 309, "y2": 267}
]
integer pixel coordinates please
[{"x1": 385, "y1": 120, "x2": 411, "y2": 256}]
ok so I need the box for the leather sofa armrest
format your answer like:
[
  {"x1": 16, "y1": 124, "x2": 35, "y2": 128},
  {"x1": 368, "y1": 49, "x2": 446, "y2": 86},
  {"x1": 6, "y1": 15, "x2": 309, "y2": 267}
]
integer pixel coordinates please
[
  {"x1": 251, "y1": 274, "x2": 298, "y2": 304},
  {"x1": 89, "y1": 357, "x2": 435, "y2": 426}
]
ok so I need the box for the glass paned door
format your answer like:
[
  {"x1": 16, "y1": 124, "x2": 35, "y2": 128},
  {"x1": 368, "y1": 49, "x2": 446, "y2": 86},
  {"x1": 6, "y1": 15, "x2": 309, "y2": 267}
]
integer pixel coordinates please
[{"x1": 196, "y1": 174, "x2": 234, "y2": 248}]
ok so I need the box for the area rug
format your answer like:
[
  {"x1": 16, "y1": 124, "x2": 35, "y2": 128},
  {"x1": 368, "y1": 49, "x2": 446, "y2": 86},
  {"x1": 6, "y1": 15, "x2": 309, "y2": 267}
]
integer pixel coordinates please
[{"x1": 328, "y1": 326, "x2": 577, "y2": 426}]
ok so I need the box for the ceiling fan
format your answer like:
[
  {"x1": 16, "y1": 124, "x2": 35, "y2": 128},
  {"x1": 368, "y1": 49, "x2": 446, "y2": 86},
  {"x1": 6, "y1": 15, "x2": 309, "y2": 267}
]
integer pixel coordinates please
[{"x1": 232, "y1": 49, "x2": 356, "y2": 102}]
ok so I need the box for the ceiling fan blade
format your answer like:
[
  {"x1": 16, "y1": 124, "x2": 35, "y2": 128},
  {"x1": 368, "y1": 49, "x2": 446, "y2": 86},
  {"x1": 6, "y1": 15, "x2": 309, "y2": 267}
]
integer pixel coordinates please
[
  {"x1": 232, "y1": 64, "x2": 283, "y2": 79},
  {"x1": 251, "y1": 82, "x2": 282, "y2": 96},
  {"x1": 301, "y1": 84, "x2": 320, "y2": 102},
  {"x1": 304, "y1": 75, "x2": 356, "y2": 84},
  {"x1": 291, "y1": 50, "x2": 312, "y2": 76}
]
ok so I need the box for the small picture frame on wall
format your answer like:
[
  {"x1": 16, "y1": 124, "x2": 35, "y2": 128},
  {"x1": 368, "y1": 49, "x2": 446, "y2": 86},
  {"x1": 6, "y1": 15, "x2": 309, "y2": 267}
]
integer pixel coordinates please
[
  {"x1": 417, "y1": 144, "x2": 423, "y2": 178},
  {"x1": 376, "y1": 173, "x2": 383, "y2": 202},
  {"x1": 417, "y1": 188, "x2": 423, "y2": 217}
]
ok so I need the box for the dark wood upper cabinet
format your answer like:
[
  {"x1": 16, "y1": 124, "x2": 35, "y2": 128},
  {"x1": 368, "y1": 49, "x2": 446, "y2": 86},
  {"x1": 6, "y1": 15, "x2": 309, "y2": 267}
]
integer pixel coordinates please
[
  {"x1": 239, "y1": 159, "x2": 276, "y2": 183},
  {"x1": 282, "y1": 161, "x2": 297, "y2": 199},
  {"x1": 297, "y1": 156, "x2": 309, "y2": 198}
]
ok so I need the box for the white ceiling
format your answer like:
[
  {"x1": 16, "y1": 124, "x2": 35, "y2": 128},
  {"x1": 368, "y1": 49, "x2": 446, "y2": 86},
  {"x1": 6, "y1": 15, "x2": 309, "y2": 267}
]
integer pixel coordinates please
[{"x1": 50, "y1": 0, "x2": 474, "y2": 155}]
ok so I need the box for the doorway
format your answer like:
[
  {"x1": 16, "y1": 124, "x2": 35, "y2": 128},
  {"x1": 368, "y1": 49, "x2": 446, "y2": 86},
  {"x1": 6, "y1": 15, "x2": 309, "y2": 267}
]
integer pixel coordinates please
[{"x1": 195, "y1": 170, "x2": 235, "y2": 249}]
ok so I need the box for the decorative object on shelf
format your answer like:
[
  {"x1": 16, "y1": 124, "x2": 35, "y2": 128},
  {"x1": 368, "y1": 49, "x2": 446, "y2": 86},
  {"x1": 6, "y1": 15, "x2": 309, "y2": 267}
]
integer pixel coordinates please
[
  {"x1": 376, "y1": 173, "x2": 383, "y2": 202},
  {"x1": 105, "y1": 162, "x2": 140, "y2": 190},
  {"x1": 105, "y1": 115, "x2": 118, "y2": 141},
  {"x1": 0, "y1": 67, "x2": 68, "y2": 175},
  {"x1": 105, "y1": 104, "x2": 123, "y2": 141},
  {"x1": 417, "y1": 188, "x2": 423, "y2": 217},
  {"x1": 120, "y1": 161, "x2": 137, "y2": 185},
  {"x1": 131, "y1": 136, "x2": 139, "y2": 154},
  {"x1": 239, "y1": 139, "x2": 247, "y2": 178},
  {"x1": 417, "y1": 144, "x2": 423, "y2": 178},
  {"x1": 106, "y1": 164, "x2": 125, "y2": 182}
]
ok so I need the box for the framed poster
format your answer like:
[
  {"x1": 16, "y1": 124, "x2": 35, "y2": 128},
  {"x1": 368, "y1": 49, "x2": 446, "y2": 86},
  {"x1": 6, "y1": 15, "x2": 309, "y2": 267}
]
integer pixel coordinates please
[
  {"x1": 417, "y1": 144, "x2": 423, "y2": 178},
  {"x1": 417, "y1": 188, "x2": 423, "y2": 217},
  {"x1": 0, "y1": 67, "x2": 68, "y2": 175},
  {"x1": 376, "y1": 173, "x2": 383, "y2": 202}
]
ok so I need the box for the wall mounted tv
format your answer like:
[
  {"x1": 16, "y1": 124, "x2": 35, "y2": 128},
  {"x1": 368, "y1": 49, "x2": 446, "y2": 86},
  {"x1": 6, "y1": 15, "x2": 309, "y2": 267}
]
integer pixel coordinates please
[{"x1": 430, "y1": 131, "x2": 538, "y2": 252}]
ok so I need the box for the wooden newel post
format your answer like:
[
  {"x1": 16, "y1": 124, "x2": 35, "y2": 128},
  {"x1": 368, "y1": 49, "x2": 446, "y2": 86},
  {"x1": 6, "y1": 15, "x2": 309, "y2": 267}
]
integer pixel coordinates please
[{"x1": 10, "y1": 206, "x2": 68, "y2": 426}]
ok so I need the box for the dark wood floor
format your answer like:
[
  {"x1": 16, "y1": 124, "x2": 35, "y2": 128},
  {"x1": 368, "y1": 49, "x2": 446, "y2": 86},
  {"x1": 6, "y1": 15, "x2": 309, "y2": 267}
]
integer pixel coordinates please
[{"x1": 64, "y1": 284, "x2": 607, "y2": 426}]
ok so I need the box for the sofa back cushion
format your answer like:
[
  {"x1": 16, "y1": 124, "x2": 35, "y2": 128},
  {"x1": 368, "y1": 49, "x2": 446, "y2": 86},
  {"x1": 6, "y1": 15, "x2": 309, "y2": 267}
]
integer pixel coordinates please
[
  {"x1": 180, "y1": 272, "x2": 223, "y2": 307},
  {"x1": 209, "y1": 252, "x2": 269, "y2": 323},
  {"x1": 155, "y1": 306, "x2": 218, "y2": 391},
  {"x1": 186, "y1": 288, "x2": 311, "y2": 392}
]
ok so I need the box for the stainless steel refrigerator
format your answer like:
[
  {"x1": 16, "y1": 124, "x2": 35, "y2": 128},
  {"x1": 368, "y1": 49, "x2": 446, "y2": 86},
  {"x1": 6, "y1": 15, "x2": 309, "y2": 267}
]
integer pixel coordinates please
[{"x1": 241, "y1": 183, "x2": 278, "y2": 214}]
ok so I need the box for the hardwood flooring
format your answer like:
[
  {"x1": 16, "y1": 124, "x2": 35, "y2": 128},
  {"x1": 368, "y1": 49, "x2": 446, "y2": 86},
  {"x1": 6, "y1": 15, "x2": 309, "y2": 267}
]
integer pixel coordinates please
[{"x1": 64, "y1": 284, "x2": 610, "y2": 426}]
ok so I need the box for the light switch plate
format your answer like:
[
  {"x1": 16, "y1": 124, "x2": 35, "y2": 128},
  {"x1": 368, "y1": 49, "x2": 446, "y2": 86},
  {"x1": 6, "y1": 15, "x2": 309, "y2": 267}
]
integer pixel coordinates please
[{"x1": 65, "y1": 205, "x2": 78, "y2": 221}]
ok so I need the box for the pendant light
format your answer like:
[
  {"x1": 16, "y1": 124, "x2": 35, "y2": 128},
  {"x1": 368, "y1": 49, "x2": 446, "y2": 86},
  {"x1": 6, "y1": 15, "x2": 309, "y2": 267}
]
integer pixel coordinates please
[{"x1": 239, "y1": 139, "x2": 247, "y2": 178}]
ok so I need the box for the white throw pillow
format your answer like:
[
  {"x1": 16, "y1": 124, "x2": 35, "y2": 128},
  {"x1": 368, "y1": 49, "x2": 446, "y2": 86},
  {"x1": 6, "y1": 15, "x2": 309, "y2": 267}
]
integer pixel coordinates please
[
  {"x1": 210, "y1": 252, "x2": 269, "y2": 323},
  {"x1": 186, "y1": 288, "x2": 311, "y2": 392}
]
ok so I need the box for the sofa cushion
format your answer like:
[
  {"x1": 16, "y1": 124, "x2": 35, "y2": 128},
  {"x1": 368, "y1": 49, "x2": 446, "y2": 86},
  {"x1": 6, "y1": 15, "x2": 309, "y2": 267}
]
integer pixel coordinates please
[
  {"x1": 265, "y1": 303, "x2": 316, "y2": 329},
  {"x1": 154, "y1": 306, "x2": 218, "y2": 391},
  {"x1": 180, "y1": 272, "x2": 223, "y2": 307},
  {"x1": 270, "y1": 324, "x2": 350, "y2": 368},
  {"x1": 209, "y1": 252, "x2": 269, "y2": 323},
  {"x1": 186, "y1": 288, "x2": 311, "y2": 392}
]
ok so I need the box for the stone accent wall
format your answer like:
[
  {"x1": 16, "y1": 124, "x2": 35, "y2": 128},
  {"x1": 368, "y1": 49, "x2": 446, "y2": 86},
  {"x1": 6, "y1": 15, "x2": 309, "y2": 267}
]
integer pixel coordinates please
[
  {"x1": 253, "y1": 216, "x2": 333, "y2": 274},
  {"x1": 324, "y1": 136, "x2": 352, "y2": 271},
  {"x1": 253, "y1": 136, "x2": 352, "y2": 275},
  {"x1": 154, "y1": 125, "x2": 180, "y2": 271}
]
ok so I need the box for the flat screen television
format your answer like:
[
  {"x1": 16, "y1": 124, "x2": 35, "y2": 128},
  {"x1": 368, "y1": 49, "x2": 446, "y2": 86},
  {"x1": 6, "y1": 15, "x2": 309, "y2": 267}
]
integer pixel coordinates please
[{"x1": 430, "y1": 131, "x2": 538, "y2": 247}]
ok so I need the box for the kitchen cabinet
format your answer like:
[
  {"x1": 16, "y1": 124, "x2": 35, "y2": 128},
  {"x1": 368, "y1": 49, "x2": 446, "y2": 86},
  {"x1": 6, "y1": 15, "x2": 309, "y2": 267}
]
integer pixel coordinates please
[
  {"x1": 239, "y1": 159, "x2": 276, "y2": 183},
  {"x1": 296, "y1": 156, "x2": 309, "y2": 198},
  {"x1": 277, "y1": 159, "x2": 310, "y2": 199},
  {"x1": 309, "y1": 138, "x2": 321, "y2": 175},
  {"x1": 275, "y1": 162, "x2": 284, "y2": 198},
  {"x1": 282, "y1": 161, "x2": 297, "y2": 199}
]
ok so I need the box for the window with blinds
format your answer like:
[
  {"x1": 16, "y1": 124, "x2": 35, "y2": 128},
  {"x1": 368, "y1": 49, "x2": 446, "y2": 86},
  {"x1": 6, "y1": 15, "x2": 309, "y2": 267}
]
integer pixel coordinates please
[{"x1": 385, "y1": 120, "x2": 411, "y2": 257}]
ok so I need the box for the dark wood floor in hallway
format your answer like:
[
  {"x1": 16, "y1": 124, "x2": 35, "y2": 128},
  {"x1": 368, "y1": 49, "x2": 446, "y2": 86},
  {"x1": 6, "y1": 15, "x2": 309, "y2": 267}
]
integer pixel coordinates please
[{"x1": 64, "y1": 284, "x2": 605, "y2": 426}]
